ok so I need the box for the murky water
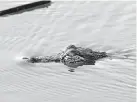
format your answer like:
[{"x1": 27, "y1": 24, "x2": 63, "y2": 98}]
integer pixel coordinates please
[{"x1": 0, "y1": 1, "x2": 136, "y2": 102}]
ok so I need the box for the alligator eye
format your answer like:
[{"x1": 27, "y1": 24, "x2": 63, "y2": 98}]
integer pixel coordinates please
[{"x1": 67, "y1": 45, "x2": 77, "y2": 49}]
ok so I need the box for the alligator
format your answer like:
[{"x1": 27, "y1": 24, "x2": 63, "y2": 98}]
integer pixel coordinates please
[{"x1": 23, "y1": 45, "x2": 108, "y2": 72}]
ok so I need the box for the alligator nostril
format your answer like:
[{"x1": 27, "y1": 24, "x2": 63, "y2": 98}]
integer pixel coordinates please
[{"x1": 22, "y1": 57, "x2": 29, "y2": 59}]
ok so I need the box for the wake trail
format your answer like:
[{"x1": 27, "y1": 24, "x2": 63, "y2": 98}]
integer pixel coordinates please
[{"x1": 106, "y1": 46, "x2": 136, "y2": 61}]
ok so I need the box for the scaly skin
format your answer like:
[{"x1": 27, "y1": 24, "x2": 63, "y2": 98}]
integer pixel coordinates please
[{"x1": 24, "y1": 45, "x2": 108, "y2": 70}]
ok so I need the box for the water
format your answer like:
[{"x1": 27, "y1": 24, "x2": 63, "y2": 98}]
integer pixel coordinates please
[{"x1": 0, "y1": 1, "x2": 136, "y2": 102}]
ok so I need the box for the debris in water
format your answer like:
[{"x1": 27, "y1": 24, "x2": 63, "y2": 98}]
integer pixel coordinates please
[{"x1": 0, "y1": 1, "x2": 52, "y2": 17}]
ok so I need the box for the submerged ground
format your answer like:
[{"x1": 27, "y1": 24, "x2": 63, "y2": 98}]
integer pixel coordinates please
[{"x1": 0, "y1": 1, "x2": 136, "y2": 102}]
